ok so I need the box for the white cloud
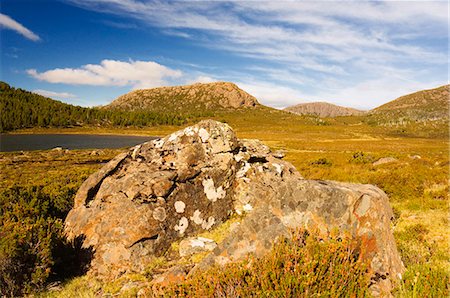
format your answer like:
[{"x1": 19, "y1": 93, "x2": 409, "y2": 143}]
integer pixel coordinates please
[
  {"x1": 237, "y1": 77, "x2": 447, "y2": 111},
  {"x1": 189, "y1": 75, "x2": 216, "y2": 84},
  {"x1": 59, "y1": 1, "x2": 450, "y2": 108},
  {"x1": 0, "y1": 13, "x2": 40, "y2": 41},
  {"x1": 311, "y1": 79, "x2": 447, "y2": 110},
  {"x1": 236, "y1": 81, "x2": 310, "y2": 109},
  {"x1": 27, "y1": 59, "x2": 183, "y2": 89}
]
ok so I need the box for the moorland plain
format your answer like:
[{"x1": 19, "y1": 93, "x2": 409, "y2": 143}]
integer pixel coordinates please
[{"x1": 1, "y1": 106, "x2": 448, "y2": 297}]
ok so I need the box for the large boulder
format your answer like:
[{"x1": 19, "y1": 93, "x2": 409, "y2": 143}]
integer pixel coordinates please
[{"x1": 64, "y1": 120, "x2": 404, "y2": 296}]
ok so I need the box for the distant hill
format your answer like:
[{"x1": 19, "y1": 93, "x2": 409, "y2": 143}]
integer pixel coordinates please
[
  {"x1": 284, "y1": 102, "x2": 365, "y2": 117},
  {"x1": 104, "y1": 82, "x2": 259, "y2": 114},
  {"x1": 370, "y1": 85, "x2": 449, "y2": 122},
  {"x1": 0, "y1": 82, "x2": 186, "y2": 132}
]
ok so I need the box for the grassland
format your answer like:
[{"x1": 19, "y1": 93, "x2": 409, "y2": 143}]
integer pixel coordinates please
[{"x1": 1, "y1": 107, "x2": 448, "y2": 297}]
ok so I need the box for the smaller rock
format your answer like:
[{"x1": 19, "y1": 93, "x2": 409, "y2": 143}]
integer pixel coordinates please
[
  {"x1": 273, "y1": 150, "x2": 285, "y2": 159},
  {"x1": 52, "y1": 147, "x2": 63, "y2": 151},
  {"x1": 120, "y1": 281, "x2": 141, "y2": 293},
  {"x1": 179, "y1": 237, "x2": 217, "y2": 257},
  {"x1": 409, "y1": 155, "x2": 421, "y2": 160},
  {"x1": 152, "y1": 265, "x2": 187, "y2": 286},
  {"x1": 373, "y1": 157, "x2": 397, "y2": 166}
]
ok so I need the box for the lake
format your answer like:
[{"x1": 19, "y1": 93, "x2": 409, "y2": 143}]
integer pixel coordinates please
[{"x1": 0, "y1": 134, "x2": 158, "y2": 152}]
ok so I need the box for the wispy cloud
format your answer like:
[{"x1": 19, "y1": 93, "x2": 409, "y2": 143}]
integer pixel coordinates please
[
  {"x1": 58, "y1": 1, "x2": 450, "y2": 107},
  {"x1": 27, "y1": 59, "x2": 183, "y2": 89},
  {"x1": 0, "y1": 13, "x2": 40, "y2": 41},
  {"x1": 32, "y1": 89, "x2": 77, "y2": 99}
]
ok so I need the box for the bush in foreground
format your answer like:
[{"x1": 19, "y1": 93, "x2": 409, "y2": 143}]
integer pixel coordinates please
[
  {"x1": 152, "y1": 230, "x2": 371, "y2": 297},
  {"x1": 0, "y1": 185, "x2": 85, "y2": 297}
]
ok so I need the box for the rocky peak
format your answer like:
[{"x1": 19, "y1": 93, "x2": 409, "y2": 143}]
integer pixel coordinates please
[
  {"x1": 64, "y1": 120, "x2": 403, "y2": 296},
  {"x1": 105, "y1": 82, "x2": 259, "y2": 112}
]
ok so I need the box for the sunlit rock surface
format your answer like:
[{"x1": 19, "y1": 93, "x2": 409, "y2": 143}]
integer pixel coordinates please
[{"x1": 64, "y1": 120, "x2": 403, "y2": 296}]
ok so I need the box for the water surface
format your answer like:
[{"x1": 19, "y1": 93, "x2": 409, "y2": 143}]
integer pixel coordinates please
[{"x1": 0, "y1": 134, "x2": 157, "y2": 152}]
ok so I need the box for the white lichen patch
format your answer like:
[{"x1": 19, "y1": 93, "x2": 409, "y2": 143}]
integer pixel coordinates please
[
  {"x1": 198, "y1": 128, "x2": 210, "y2": 142},
  {"x1": 131, "y1": 145, "x2": 141, "y2": 160},
  {"x1": 174, "y1": 201, "x2": 186, "y2": 213},
  {"x1": 189, "y1": 238, "x2": 206, "y2": 248},
  {"x1": 183, "y1": 127, "x2": 196, "y2": 136},
  {"x1": 243, "y1": 203, "x2": 253, "y2": 212},
  {"x1": 152, "y1": 207, "x2": 167, "y2": 222},
  {"x1": 234, "y1": 154, "x2": 244, "y2": 162},
  {"x1": 201, "y1": 216, "x2": 215, "y2": 230},
  {"x1": 191, "y1": 210, "x2": 204, "y2": 225},
  {"x1": 168, "y1": 131, "x2": 181, "y2": 142},
  {"x1": 153, "y1": 139, "x2": 164, "y2": 148},
  {"x1": 272, "y1": 163, "x2": 283, "y2": 175},
  {"x1": 236, "y1": 162, "x2": 251, "y2": 178},
  {"x1": 174, "y1": 217, "x2": 189, "y2": 235},
  {"x1": 190, "y1": 210, "x2": 215, "y2": 230},
  {"x1": 202, "y1": 178, "x2": 226, "y2": 202}
]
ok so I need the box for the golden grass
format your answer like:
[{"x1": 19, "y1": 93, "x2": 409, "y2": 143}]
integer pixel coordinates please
[{"x1": 2, "y1": 108, "x2": 448, "y2": 296}]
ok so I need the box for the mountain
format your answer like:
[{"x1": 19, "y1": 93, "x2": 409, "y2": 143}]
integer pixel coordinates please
[
  {"x1": 284, "y1": 102, "x2": 365, "y2": 117},
  {"x1": 371, "y1": 85, "x2": 449, "y2": 121},
  {"x1": 104, "y1": 82, "x2": 259, "y2": 114}
]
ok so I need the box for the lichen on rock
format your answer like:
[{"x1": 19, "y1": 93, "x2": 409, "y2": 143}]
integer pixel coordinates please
[{"x1": 64, "y1": 120, "x2": 404, "y2": 296}]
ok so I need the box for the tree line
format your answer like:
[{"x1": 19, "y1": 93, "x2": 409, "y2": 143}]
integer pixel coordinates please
[{"x1": 0, "y1": 82, "x2": 187, "y2": 132}]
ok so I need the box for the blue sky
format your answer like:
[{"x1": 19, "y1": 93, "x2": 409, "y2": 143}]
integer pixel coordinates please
[{"x1": 1, "y1": 0, "x2": 448, "y2": 109}]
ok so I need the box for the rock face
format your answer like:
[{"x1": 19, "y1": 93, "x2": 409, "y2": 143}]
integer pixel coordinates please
[
  {"x1": 64, "y1": 120, "x2": 404, "y2": 296},
  {"x1": 104, "y1": 82, "x2": 259, "y2": 113},
  {"x1": 284, "y1": 102, "x2": 365, "y2": 117}
]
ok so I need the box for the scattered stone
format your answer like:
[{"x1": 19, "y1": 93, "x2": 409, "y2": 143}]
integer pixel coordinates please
[
  {"x1": 273, "y1": 150, "x2": 286, "y2": 159},
  {"x1": 409, "y1": 155, "x2": 421, "y2": 160},
  {"x1": 179, "y1": 237, "x2": 217, "y2": 257},
  {"x1": 120, "y1": 281, "x2": 142, "y2": 293},
  {"x1": 373, "y1": 157, "x2": 398, "y2": 166},
  {"x1": 64, "y1": 120, "x2": 404, "y2": 295},
  {"x1": 152, "y1": 265, "x2": 188, "y2": 286}
]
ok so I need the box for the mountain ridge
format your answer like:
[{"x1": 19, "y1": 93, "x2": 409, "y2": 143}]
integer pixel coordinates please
[
  {"x1": 105, "y1": 81, "x2": 259, "y2": 114},
  {"x1": 284, "y1": 101, "x2": 366, "y2": 117},
  {"x1": 370, "y1": 84, "x2": 449, "y2": 121}
]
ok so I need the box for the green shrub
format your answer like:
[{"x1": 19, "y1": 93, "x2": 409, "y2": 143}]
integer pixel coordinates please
[
  {"x1": 154, "y1": 230, "x2": 371, "y2": 297},
  {"x1": 349, "y1": 151, "x2": 375, "y2": 164},
  {"x1": 0, "y1": 185, "x2": 85, "y2": 297},
  {"x1": 395, "y1": 264, "x2": 449, "y2": 298},
  {"x1": 394, "y1": 224, "x2": 433, "y2": 267},
  {"x1": 311, "y1": 157, "x2": 333, "y2": 166}
]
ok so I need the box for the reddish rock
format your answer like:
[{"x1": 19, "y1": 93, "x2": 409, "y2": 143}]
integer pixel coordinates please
[{"x1": 64, "y1": 120, "x2": 404, "y2": 295}]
